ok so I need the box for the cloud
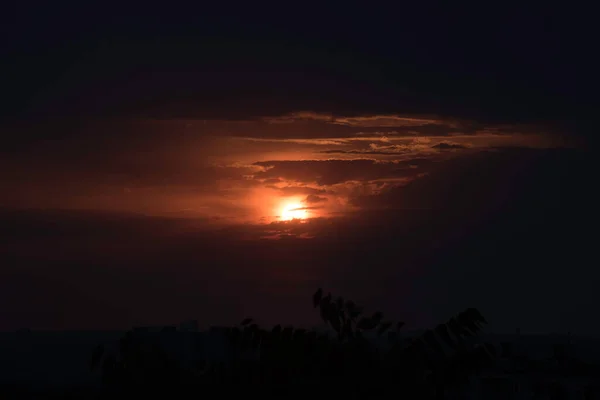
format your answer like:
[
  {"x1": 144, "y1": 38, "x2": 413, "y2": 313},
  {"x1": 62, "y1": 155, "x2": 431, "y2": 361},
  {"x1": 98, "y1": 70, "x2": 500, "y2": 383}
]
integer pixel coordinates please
[
  {"x1": 0, "y1": 116, "x2": 572, "y2": 222},
  {"x1": 319, "y1": 144, "x2": 415, "y2": 155},
  {"x1": 314, "y1": 138, "x2": 445, "y2": 157},
  {"x1": 239, "y1": 137, "x2": 352, "y2": 146},
  {"x1": 266, "y1": 185, "x2": 329, "y2": 197},
  {"x1": 262, "y1": 178, "x2": 284, "y2": 184},
  {"x1": 253, "y1": 159, "x2": 424, "y2": 186},
  {"x1": 262, "y1": 111, "x2": 335, "y2": 124},
  {"x1": 305, "y1": 194, "x2": 328, "y2": 204},
  {"x1": 263, "y1": 112, "x2": 456, "y2": 128},
  {"x1": 349, "y1": 147, "x2": 595, "y2": 215},
  {"x1": 333, "y1": 115, "x2": 456, "y2": 128},
  {"x1": 403, "y1": 158, "x2": 436, "y2": 167},
  {"x1": 431, "y1": 141, "x2": 468, "y2": 150},
  {"x1": 288, "y1": 206, "x2": 322, "y2": 212}
]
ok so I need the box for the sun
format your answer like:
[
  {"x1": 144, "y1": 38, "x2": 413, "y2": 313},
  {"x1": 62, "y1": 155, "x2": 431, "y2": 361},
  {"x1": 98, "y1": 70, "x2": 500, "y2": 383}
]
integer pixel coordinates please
[{"x1": 280, "y1": 202, "x2": 308, "y2": 221}]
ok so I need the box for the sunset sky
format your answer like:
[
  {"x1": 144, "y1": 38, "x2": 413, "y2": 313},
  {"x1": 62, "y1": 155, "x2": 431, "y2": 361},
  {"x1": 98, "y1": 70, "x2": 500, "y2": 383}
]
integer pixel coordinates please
[
  {"x1": 1, "y1": 115, "x2": 569, "y2": 222},
  {"x1": 1, "y1": 3, "x2": 597, "y2": 334}
]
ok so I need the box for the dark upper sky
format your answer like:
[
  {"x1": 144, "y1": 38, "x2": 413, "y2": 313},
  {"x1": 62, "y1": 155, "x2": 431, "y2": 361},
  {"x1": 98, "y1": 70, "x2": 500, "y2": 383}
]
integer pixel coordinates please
[
  {"x1": 3, "y1": 3, "x2": 597, "y2": 127},
  {"x1": 1, "y1": 3, "x2": 598, "y2": 333}
]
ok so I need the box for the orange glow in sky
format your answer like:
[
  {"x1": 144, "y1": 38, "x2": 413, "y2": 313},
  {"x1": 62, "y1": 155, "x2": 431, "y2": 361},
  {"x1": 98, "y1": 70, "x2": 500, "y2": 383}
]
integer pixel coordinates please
[{"x1": 280, "y1": 202, "x2": 309, "y2": 221}]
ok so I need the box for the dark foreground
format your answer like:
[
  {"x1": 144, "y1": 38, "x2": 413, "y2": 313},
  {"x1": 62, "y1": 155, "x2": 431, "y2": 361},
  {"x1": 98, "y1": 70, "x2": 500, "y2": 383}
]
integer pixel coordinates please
[{"x1": 3, "y1": 291, "x2": 600, "y2": 399}]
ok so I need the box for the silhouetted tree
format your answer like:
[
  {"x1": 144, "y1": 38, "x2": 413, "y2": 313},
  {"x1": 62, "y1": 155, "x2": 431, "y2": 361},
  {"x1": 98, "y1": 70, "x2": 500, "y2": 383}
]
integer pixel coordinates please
[{"x1": 90, "y1": 287, "x2": 496, "y2": 399}]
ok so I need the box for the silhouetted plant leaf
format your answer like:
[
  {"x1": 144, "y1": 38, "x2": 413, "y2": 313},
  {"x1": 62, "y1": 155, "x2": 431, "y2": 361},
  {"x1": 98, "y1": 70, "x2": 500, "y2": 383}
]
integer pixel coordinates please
[
  {"x1": 349, "y1": 308, "x2": 361, "y2": 320},
  {"x1": 447, "y1": 317, "x2": 467, "y2": 338},
  {"x1": 423, "y1": 330, "x2": 445, "y2": 358},
  {"x1": 466, "y1": 307, "x2": 487, "y2": 324},
  {"x1": 313, "y1": 288, "x2": 323, "y2": 308},
  {"x1": 371, "y1": 311, "x2": 383, "y2": 321},
  {"x1": 241, "y1": 318, "x2": 253, "y2": 326},
  {"x1": 357, "y1": 316, "x2": 378, "y2": 330},
  {"x1": 412, "y1": 339, "x2": 435, "y2": 370},
  {"x1": 329, "y1": 314, "x2": 342, "y2": 334},
  {"x1": 457, "y1": 308, "x2": 487, "y2": 335},
  {"x1": 355, "y1": 330, "x2": 364, "y2": 341},
  {"x1": 483, "y1": 342, "x2": 497, "y2": 358},
  {"x1": 434, "y1": 323, "x2": 455, "y2": 349},
  {"x1": 356, "y1": 317, "x2": 371, "y2": 330},
  {"x1": 320, "y1": 301, "x2": 330, "y2": 324},
  {"x1": 456, "y1": 312, "x2": 480, "y2": 335},
  {"x1": 322, "y1": 293, "x2": 332, "y2": 307},
  {"x1": 396, "y1": 321, "x2": 405, "y2": 331},
  {"x1": 329, "y1": 300, "x2": 340, "y2": 318},
  {"x1": 343, "y1": 319, "x2": 354, "y2": 340},
  {"x1": 338, "y1": 308, "x2": 347, "y2": 322},
  {"x1": 377, "y1": 321, "x2": 392, "y2": 336}
]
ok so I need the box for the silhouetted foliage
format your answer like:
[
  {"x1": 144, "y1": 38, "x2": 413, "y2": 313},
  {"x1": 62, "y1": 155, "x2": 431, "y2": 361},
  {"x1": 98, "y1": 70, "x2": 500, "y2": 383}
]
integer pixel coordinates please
[{"x1": 90, "y1": 288, "x2": 496, "y2": 398}]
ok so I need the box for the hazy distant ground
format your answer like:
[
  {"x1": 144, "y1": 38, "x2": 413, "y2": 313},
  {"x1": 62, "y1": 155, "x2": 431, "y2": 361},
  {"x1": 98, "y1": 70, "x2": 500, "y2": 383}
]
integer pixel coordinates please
[{"x1": 2, "y1": 329, "x2": 600, "y2": 390}]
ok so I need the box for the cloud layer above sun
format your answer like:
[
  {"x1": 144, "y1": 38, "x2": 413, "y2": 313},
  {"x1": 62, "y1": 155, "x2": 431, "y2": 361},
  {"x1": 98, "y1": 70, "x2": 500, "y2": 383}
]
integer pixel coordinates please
[{"x1": 0, "y1": 113, "x2": 571, "y2": 227}]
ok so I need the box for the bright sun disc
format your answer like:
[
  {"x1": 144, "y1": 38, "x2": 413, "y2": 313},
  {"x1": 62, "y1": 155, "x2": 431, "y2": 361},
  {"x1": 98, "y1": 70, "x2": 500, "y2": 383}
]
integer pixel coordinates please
[{"x1": 280, "y1": 202, "x2": 308, "y2": 221}]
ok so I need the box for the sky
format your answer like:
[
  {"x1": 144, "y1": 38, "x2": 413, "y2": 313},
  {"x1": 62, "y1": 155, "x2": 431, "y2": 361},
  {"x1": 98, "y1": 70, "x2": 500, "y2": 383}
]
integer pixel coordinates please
[{"x1": 1, "y1": 3, "x2": 598, "y2": 333}]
